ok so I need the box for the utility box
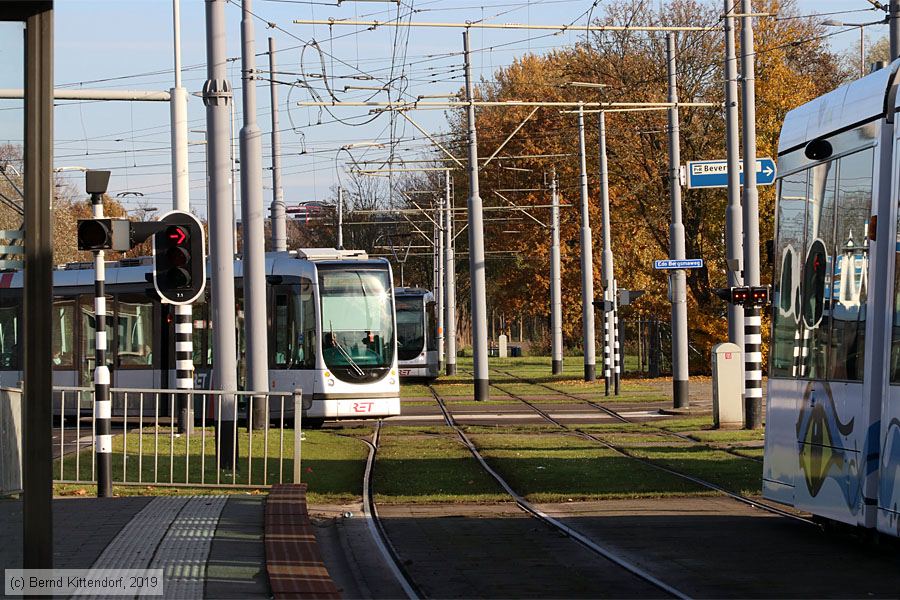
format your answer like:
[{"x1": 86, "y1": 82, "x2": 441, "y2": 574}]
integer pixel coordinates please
[
  {"x1": 712, "y1": 343, "x2": 743, "y2": 429},
  {"x1": 498, "y1": 334, "x2": 508, "y2": 358}
]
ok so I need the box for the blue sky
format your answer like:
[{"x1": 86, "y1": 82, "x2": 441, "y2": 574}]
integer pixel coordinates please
[{"x1": 0, "y1": 0, "x2": 887, "y2": 217}]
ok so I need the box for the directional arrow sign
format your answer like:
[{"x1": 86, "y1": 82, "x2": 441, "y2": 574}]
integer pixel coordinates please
[
  {"x1": 654, "y1": 259, "x2": 705, "y2": 270},
  {"x1": 685, "y1": 158, "x2": 776, "y2": 189}
]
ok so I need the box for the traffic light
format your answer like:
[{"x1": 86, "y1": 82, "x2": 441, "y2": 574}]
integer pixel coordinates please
[
  {"x1": 152, "y1": 210, "x2": 205, "y2": 305},
  {"x1": 749, "y1": 286, "x2": 769, "y2": 307},
  {"x1": 77, "y1": 218, "x2": 131, "y2": 251},
  {"x1": 592, "y1": 299, "x2": 614, "y2": 312},
  {"x1": 714, "y1": 286, "x2": 770, "y2": 307}
]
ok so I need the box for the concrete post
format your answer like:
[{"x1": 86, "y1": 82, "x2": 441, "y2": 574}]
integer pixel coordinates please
[
  {"x1": 436, "y1": 194, "x2": 445, "y2": 370},
  {"x1": 724, "y1": 0, "x2": 744, "y2": 354},
  {"x1": 268, "y1": 36, "x2": 286, "y2": 252},
  {"x1": 463, "y1": 31, "x2": 489, "y2": 401},
  {"x1": 577, "y1": 104, "x2": 597, "y2": 382},
  {"x1": 444, "y1": 172, "x2": 457, "y2": 375},
  {"x1": 740, "y1": 0, "x2": 762, "y2": 428},
  {"x1": 240, "y1": 0, "x2": 270, "y2": 428},
  {"x1": 337, "y1": 187, "x2": 344, "y2": 249},
  {"x1": 550, "y1": 170, "x2": 563, "y2": 375},
  {"x1": 666, "y1": 33, "x2": 690, "y2": 409},
  {"x1": 203, "y1": 0, "x2": 239, "y2": 463}
]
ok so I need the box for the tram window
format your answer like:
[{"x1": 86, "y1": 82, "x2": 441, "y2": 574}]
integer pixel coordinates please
[
  {"x1": 0, "y1": 294, "x2": 21, "y2": 370},
  {"x1": 272, "y1": 292, "x2": 291, "y2": 367},
  {"x1": 426, "y1": 301, "x2": 438, "y2": 352},
  {"x1": 828, "y1": 148, "x2": 872, "y2": 381},
  {"x1": 192, "y1": 301, "x2": 209, "y2": 367},
  {"x1": 396, "y1": 297, "x2": 425, "y2": 361},
  {"x1": 299, "y1": 279, "x2": 316, "y2": 369},
  {"x1": 80, "y1": 295, "x2": 113, "y2": 371},
  {"x1": 771, "y1": 170, "x2": 808, "y2": 377},
  {"x1": 52, "y1": 298, "x2": 75, "y2": 368},
  {"x1": 116, "y1": 296, "x2": 154, "y2": 367},
  {"x1": 799, "y1": 162, "x2": 837, "y2": 379}
]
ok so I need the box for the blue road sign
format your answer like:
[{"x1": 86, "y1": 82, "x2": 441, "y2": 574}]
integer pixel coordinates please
[
  {"x1": 685, "y1": 158, "x2": 776, "y2": 189},
  {"x1": 654, "y1": 259, "x2": 705, "y2": 270}
]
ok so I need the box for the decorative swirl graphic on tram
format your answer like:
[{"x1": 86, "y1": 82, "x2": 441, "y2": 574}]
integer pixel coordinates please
[
  {"x1": 879, "y1": 419, "x2": 900, "y2": 532},
  {"x1": 795, "y1": 381, "x2": 860, "y2": 512}
]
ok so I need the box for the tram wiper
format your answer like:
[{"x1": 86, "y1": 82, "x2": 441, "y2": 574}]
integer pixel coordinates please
[{"x1": 330, "y1": 321, "x2": 365, "y2": 377}]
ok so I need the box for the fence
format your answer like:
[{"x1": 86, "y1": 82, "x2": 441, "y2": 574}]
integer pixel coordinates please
[
  {"x1": 616, "y1": 318, "x2": 707, "y2": 377},
  {"x1": 54, "y1": 387, "x2": 302, "y2": 489}
]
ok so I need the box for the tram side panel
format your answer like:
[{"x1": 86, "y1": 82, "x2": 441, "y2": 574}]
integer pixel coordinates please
[{"x1": 765, "y1": 125, "x2": 880, "y2": 527}]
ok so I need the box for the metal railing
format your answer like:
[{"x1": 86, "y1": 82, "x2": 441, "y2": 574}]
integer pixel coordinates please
[{"x1": 53, "y1": 387, "x2": 302, "y2": 489}]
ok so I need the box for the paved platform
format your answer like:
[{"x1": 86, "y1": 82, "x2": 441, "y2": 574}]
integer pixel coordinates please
[{"x1": 1, "y1": 494, "x2": 270, "y2": 599}]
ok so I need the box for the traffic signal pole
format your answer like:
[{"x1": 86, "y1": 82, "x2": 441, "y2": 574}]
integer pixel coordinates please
[
  {"x1": 86, "y1": 172, "x2": 113, "y2": 498},
  {"x1": 204, "y1": 0, "x2": 240, "y2": 464},
  {"x1": 598, "y1": 111, "x2": 616, "y2": 395},
  {"x1": 240, "y1": 0, "x2": 270, "y2": 429},
  {"x1": 741, "y1": 0, "x2": 763, "y2": 429},
  {"x1": 666, "y1": 33, "x2": 690, "y2": 409},
  {"x1": 171, "y1": 0, "x2": 195, "y2": 434}
]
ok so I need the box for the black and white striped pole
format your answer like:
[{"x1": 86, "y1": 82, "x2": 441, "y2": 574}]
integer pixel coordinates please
[
  {"x1": 613, "y1": 279, "x2": 621, "y2": 396},
  {"x1": 175, "y1": 305, "x2": 193, "y2": 434},
  {"x1": 86, "y1": 171, "x2": 113, "y2": 498}
]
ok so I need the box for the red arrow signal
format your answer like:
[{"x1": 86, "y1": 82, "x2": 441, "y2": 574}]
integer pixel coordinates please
[{"x1": 168, "y1": 226, "x2": 186, "y2": 245}]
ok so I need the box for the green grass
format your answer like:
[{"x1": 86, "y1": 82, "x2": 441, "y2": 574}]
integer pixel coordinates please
[
  {"x1": 53, "y1": 427, "x2": 369, "y2": 503},
  {"x1": 373, "y1": 428, "x2": 507, "y2": 503},
  {"x1": 468, "y1": 432, "x2": 704, "y2": 502}
]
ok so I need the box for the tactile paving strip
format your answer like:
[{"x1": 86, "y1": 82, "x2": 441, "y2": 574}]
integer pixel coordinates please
[
  {"x1": 89, "y1": 497, "x2": 189, "y2": 571},
  {"x1": 147, "y1": 495, "x2": 228, "y2": 599}
]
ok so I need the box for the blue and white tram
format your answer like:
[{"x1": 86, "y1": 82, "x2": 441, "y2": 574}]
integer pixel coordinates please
[
  {"x1": 393, "y1": 287, "x2": 439, "y2": 380},
  {"x1": 0, "y1": 248, "x2": 400, "y2": 426},
  {"x1": 764, "y1": 60, "x2": 900, "y2": 536}
]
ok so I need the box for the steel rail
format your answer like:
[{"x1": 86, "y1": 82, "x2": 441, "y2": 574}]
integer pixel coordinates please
[
  {"x1": 427, "y1": 385, "x2": 691, "y2": 600},
  {"x1": 360, "y1": 421, "x2": 421, "y2": 600},
  {"x1": 490, "y1": 367, "x2": 762, "y2": 462},
  {"x1": 482, "y1": 373, "x2": 814, "y2": 527}
]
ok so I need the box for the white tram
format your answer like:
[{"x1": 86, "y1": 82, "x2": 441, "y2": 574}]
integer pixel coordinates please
[
  {"x1": 0, "y1": 248, "x2": 400, "y2": 426},
  {"x1": 393, "y1": 287, "x2": 439, "y2": 380},
  {"x1": 764, "y1": 60, "x2": 900, "y2": 536}
]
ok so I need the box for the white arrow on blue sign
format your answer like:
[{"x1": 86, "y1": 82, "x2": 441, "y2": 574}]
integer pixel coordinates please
[
  {"x1": 654, "y1": 259, "x2": 705, "y2": 270},
  {"x1": 685, "y1": 158, "x2": 776, "y2": 189}
]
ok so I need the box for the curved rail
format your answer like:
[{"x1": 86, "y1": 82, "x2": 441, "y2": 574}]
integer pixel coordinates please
[
  {"x1": 360, "y1": 421, "x2": 421, "y2": 600},
  {"x1": 428, "y1": 386, "x2": 691, "y2": 600}
]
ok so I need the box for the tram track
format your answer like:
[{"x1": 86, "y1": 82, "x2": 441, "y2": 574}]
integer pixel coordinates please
[
  {"x1": 426, "y1": 384, "x2": 693, "y2": 600},
  {"x1": 490, "y1": 367, "x2": 763, "y2": 463},
  {"x1": 359, "y1": 421, "x2": 422, "y2": 600},
  {"x1": 477, "y1": 374, "x2": 815, "y2": 526}
]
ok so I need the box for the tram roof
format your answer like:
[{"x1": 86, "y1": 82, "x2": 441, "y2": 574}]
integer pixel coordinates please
[{"x1": 779, "y1": 59, "x2": 900, "y2": 155}]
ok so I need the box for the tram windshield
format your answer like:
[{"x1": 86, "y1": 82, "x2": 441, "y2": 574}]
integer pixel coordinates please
[
  {"x1": 319, "y1": 266, "x2": 394, "y2": 381},
  {"x1": 396, "y1": 296, "x2": 425, "y2": 361}
]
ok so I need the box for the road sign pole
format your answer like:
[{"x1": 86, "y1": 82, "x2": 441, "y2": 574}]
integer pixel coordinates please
[
  {"x1": 667, "y1": 33, "x2": 690, "y2": 409},
  {"x1": 741, "y1": 0, "x2": 763, "y2": 429},
  {"x1": 577, "y1": 104, "x2": 597, "y2": 382},
  {"x1": 724, "y1": 0, "x2": 745, "y2": 356}
]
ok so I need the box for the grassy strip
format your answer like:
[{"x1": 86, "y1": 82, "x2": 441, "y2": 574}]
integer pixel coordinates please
[
  {"x1": 469, "y1": 432, "x2": 705, "y2": 502},
  {"x1": 53, "y1": 428, "x2": 368, "y2": 504},
  {"x1": 373, "y1": 428, "x2": 507, "y2": 503}
]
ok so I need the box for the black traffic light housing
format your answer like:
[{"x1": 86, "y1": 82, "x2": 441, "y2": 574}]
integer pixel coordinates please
[
  {"x1": 77, "y1": 218, "x2": 132, "y2": 251},
  {"x1": 715, "y1": 286, "x2": 769, "y2": 308},
  {"x1": 592, "y1": 299, "x2": 614, "y2": 312},
  {"x1": 152, "y1": 210, "x2": 206, "y2": 305}
]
